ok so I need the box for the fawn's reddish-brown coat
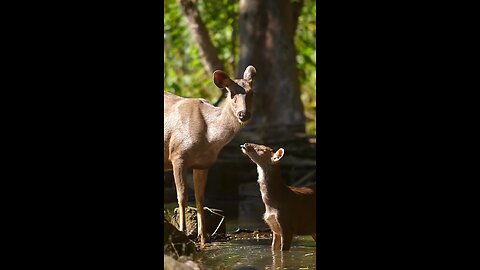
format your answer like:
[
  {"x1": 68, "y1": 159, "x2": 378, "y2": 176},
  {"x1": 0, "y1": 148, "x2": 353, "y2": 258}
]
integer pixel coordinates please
[{"x1": 241, "y1": 143, "x2": 316, "y2": 251}]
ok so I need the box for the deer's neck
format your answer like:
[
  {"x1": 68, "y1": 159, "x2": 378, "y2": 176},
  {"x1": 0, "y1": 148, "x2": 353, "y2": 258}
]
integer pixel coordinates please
[
  {"x1": 257, "y1": 164, "x2": 288, "y2": 207},
  {"x1": 206, "y1": 101, "x2": 242, "y2": 145}
]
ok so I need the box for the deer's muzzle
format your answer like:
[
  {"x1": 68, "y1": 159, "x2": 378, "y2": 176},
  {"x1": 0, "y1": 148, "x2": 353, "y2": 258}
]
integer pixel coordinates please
[
  {"x1": 238, "y1": 111, "x2": 250, "y2": 122},
  {"x1": 240, "y1": 143, "x2": 251, "y2": 154}
]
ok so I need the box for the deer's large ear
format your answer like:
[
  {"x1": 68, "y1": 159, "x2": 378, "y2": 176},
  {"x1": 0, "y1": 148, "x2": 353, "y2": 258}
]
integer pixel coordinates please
[
  {"x1": 243, "y1": 65, "x2": 256, "y2": 83},
  {"x1": 213, "y1": 70, "x2": 232, "y2": 89},
  {"x1": 271, "y1": 148, "x2": 284, "y2": 164}
]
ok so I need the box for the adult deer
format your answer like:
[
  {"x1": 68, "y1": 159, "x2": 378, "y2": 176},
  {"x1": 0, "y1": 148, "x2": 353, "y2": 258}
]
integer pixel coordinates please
[{"x1": 164, "y1": 65, "x2": 256, "y2": 248}]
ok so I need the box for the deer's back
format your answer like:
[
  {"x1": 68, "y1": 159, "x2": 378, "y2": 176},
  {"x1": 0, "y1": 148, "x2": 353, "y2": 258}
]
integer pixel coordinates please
[
  {"x1": 164, "y1": 91, "x2": 214, "y2": 133},
  {"x1": 164, "y1": 92, "x2": 221, "y2": 169},
  {"x1": 164, "y1": 92, "x2": 184, "y2": 117},
  {"x1": 288, "y1": 186, "x2": 316, "y2": 234}
]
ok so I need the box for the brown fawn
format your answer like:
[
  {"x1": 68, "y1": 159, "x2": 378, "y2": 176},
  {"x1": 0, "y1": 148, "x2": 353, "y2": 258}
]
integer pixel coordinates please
[
  {"x1": 240, "y1": 143, "x2": 316, "y2": 251},
  {"x1": 164, "y1": 66, "x2": 256, "y2": 248}
]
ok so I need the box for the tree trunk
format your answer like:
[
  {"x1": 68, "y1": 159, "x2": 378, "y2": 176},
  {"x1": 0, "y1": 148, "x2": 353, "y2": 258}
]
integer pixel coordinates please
[
  {"x1": 177, "y1": 0, "x2": 224, "y2": 74},
  {"x1": 237, "y1": 0, "x2": 306, "y2": 139}
]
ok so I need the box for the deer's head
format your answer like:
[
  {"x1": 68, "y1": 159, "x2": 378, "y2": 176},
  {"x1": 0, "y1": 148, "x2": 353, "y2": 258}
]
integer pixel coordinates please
[
  {"x1": 213, "y1": 65, "x2": 256, "y2": 124},
  {"x1": 240, "y1": 143, "x2": 284, "y2": 168}
]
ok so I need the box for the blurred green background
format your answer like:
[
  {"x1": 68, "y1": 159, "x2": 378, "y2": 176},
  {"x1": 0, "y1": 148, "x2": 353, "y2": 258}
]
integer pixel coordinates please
[{"x1": 164, "y1": 0, "x2": 316, "y2": 135}]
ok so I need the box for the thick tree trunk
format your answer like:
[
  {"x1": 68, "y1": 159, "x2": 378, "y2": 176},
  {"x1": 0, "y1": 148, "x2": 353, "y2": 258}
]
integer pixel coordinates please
[{"x1": 237, "y1": 0, "x2": 306, "y2": 139}]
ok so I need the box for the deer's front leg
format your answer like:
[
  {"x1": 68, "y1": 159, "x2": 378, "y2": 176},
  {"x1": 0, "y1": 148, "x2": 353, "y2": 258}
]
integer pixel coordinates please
[
  {"x1": 193, "y1": 169, "x2": 208, "y2": 248},
  {"x1": 172, "y1": 160, "x2": 188, "y2": 232}
]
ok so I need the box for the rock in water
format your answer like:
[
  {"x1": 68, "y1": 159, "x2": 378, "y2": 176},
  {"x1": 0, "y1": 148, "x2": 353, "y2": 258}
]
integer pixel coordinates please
[
  {"x1": 164, "y1": 217, "x2": 196, "y2": 257},
  {"x1": 170, "y1": 206, "x2": 226, "y2": 239}
]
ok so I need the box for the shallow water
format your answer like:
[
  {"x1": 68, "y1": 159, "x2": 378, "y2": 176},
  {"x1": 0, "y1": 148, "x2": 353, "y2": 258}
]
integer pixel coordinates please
[
  {"x1": 165, "y1": 199, "x2": 316, "y2": 269},
  {"x1": 164, "y1": 190, "x2": 317, "y2": 269},
  {"x1": 195, "y1": 235, "x2": 316, "y2": 269}
]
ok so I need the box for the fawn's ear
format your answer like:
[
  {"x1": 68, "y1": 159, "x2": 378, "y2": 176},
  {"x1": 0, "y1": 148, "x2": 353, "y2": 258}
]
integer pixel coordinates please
[
  {"x1": 213, "y1": 70, "x2": 233, "y2": 89},
  {"x1": 243, "y1": 65, "x2": 256, "y2": 83},
  {"x1": 271, "y1": 148, "x2": 284, "y2": 163}
]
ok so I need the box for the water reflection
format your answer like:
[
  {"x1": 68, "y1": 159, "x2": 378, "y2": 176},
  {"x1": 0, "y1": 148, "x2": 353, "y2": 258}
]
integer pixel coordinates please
[
  {"x1": 196, "y1": 235, "x2": 316, "y2": 269},
  {"x1": 271, "y1": 251, "x2": 283, "y2": 269}
]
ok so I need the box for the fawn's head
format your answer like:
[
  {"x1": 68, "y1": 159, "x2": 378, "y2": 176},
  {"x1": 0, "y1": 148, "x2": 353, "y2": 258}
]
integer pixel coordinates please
[
  {"x1": 240, "y1": 143, "x2": 284, "y2": 168},
  {"x1": 213, "y1": 65, "x2": 256, "y2": 124}
]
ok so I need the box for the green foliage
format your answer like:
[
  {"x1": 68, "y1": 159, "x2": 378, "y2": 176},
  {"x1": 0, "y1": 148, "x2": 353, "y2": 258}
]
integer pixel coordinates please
[
  {"x1": 163, "y1": 0, "x2": 238, "y2": 102},
  {"x1": 295, "y1": 0, "x2": 316, "y2": 135},
  {"x1": 164, "y1": 0, "x2": 316, "y2": 135}
]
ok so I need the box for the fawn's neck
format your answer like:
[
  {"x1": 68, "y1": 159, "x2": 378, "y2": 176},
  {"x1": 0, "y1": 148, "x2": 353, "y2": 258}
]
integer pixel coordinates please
[{"x1": 257, "y1": 164, "x2": 288, "y2": 207}]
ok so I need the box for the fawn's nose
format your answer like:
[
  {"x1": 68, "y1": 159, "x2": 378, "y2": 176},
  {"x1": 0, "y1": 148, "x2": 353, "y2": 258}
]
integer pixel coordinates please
[
  {"x1": 238, "y1": 111, "x2": 250, "y2": 121},
  {"x1": 241, "y1": 143, "x2": 251, "y2": 151}
]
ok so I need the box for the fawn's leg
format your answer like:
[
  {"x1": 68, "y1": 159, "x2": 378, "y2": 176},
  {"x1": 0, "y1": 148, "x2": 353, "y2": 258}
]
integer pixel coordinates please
[
  {"x1": 271, "y1": 249, "x2": 284, "y2": 269},
  {"x1": 272, "y1": 233, "x2": 282, "y2": 250},
  {"x1": 172, "y1": 160, "x2": 188, "y2": 232},
  {"x1": 312, "y1": 233, "x2": 316, "y2": 241},
  {"x1": 266, "y1": 216, "x2": 282, "y2": 251},
  {"x1": 193, "y1": 169, "x2": 208, "y2": 248},
  {"x1": 281, "y1": 231, "x2": 293, "y2": 251}
]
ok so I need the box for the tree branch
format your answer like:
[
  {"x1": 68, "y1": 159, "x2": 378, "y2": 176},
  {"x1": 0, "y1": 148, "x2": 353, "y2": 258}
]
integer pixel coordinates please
[{"x1": 177, "y1": 0, "x2": 224, "y2": 75}]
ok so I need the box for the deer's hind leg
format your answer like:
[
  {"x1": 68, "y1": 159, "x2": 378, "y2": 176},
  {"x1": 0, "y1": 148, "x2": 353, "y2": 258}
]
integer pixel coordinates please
[
  {"x1": 281, "y1": 230, "x2": 293, "y2": 251},
  {"x1": 193, "y1": 169, "x2": 208, "y2": 248}
]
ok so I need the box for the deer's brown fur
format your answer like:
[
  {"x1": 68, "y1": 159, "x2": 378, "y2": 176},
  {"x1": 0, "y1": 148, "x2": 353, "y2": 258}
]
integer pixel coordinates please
[{"x1": 164, "y1": 66, "x2": 256, "y2": 248}]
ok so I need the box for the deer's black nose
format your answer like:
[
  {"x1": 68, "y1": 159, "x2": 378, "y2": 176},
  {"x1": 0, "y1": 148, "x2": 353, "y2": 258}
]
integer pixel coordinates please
[{"x1": 238, "y1": 111, "x2": 250, "y2": 121}]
